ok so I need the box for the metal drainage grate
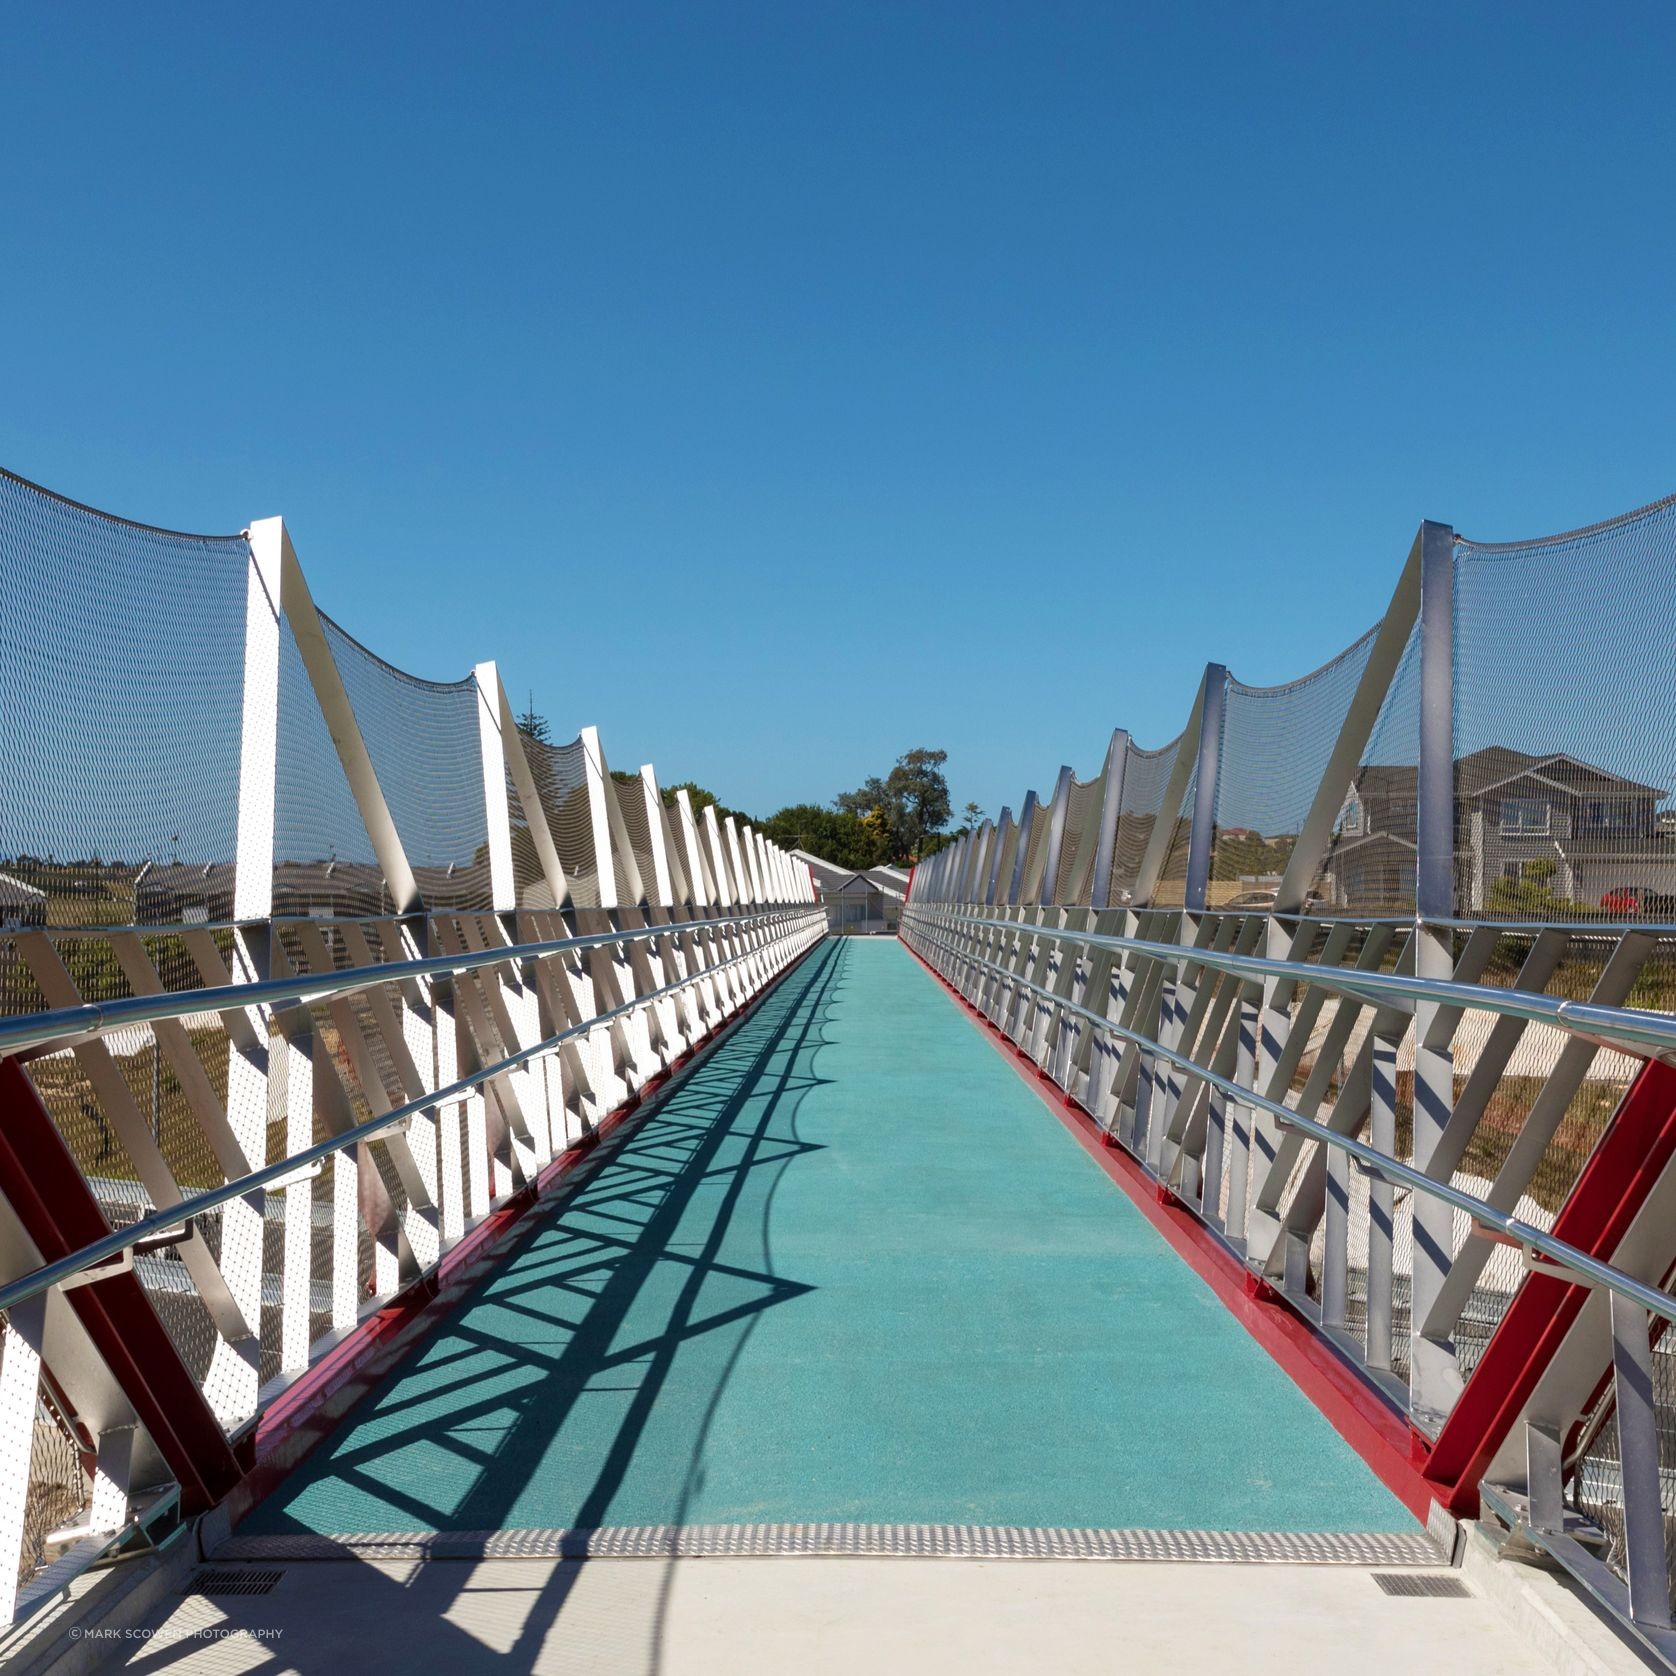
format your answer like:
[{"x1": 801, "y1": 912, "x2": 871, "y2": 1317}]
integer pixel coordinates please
[
  {"x1": 1372, "y1": 1573, "x2": 1470, "y2": 1598},
  {"x1": 185, "y1": 1568, "x2": 284, "y2": 1598},
  {"x1": 217, "y1": 1524, "x2": 1446, "y2": 1566}
]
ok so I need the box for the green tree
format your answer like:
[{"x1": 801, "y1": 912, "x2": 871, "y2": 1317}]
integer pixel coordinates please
[
  {"x1": 1486, "y1": 855, "x2": 1569, "y2": 918},
  {"x1": 761, "y1": 804, "x2": 888, "y2": 870},
  {"x1": 835, "y1": 748, "x2": 952, "y2": 863},
  {"x1": 516, "y1": 703, "x2": 550, "y2": 745}
]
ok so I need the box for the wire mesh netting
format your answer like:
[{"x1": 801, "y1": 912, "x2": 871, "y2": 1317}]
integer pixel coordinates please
[
  {"x1": 1109, "y1": 733, "x2": 1183, "y2": 907},
  {"x1": 317, "y1": 615, "x2": 492, "y2": 913},
  {"x1": 659, "y1": 802, "x2": 692, "y2": 907},
  {"x1": 1052, "y1": 774, "x2": 1101, "y2": 905},
  {"x1": 0, "y1": 470, "x2": 250, "y2": 933},
  {"x1": 14, "y1": 1380, "x2": 88, "y2": 1595},
  {"x1": 525, "y1": 736, "x2": 599, "y2": 908},
  {"x1": 275, "y1": 618, "x2": 388, "y2": 919},
  {"x1": 1214, "y1": 627, "x2": 1379, "y2": 910},
  {"x1": 669, "y1": 807, "x2": 710, "y2": 906},
  {"x1": 1016, "y1": 804, "x2": 1051, "y2": 905},
  {"x1": 1307, "y1": 624, "x2": 1421, "y2": 915},
  {"x1": 1571, "y1": 1312, "x2": 1676, "y2": 1613},
  {"x1": 616, "y1": 779, "x2": 660, "y2": 906},
  {"x1": 1151, "y1": 761, "x2": 1198, "y2": 908},
  {"x1": 1454, "y1": 497, "x2": 1676, "y2": 925},
  {"x1": 604, "y1": 778, "x2": 640, "y2": 905}
]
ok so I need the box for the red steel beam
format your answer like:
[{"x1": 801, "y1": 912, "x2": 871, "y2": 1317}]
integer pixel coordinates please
[
  {"x1": 1422, "y1": 1057, "x2": 1676, "y2": 1513},
  {"x1": 0, "y1": 1057, "x2": 244, "y2": 1511}
]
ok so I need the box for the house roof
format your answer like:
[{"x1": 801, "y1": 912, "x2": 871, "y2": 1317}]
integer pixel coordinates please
[
  {"x1": 828, "y1": 874, "x2": 882, "y2": 897},
  {"x1": 788, "y1": 849, "x2": 854, "y2": 888},
  {"x1": 1351, "y1": 748, "x2": 1666, "y2": 803},
  {"x1": 787, "y1": 852, "x2": 909, "y2": 898},
  {"x1": 0, "y1": 871, "x2": 47, "y2": 907},
  {"x1": 1459, "y1": 749, "x2": 1667, "y2": 802}
]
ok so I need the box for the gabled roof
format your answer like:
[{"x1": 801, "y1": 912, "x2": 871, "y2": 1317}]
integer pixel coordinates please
[
  {"x1": 1458, "y1": 748, "x2": 1667, "y2": 802},
  {"x1": 788, "y1": 849, "x2": 854, "y2": 888},
  {"x1": 0, "y1": 871, "x2": 47, "y2": 906},
  {"x1": 1323, "y1": 830, "x2": 1416, "y2": 860},
  {"x1": 1348, "y1": 747, "x2": 1667, "y2": 804}
]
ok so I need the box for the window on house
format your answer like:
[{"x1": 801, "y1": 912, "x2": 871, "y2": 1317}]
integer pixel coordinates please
[
  {"x1": 1502, "y1": 862, "x2": 1525, "y2": 883},
  {"x1": 1500, "y1": 796, "x2": 1550, "y2": 835},
  {"x1": 1584, "y1": 799, "x2": 1639, "y2": 836}
]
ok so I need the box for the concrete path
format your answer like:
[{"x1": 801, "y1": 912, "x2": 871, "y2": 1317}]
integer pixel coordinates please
[{"x1": 109, "y1": 1553, "x2": 1566, "y2": 1675}]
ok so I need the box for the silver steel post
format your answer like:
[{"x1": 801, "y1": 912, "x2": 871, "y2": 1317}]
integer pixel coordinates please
[{"x1": 1410, "y1": 518, "x2": 1463, "y2": 1429}]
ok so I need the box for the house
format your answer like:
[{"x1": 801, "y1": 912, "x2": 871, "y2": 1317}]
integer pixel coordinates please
[
  {"x1": 134, "y1": 861, "x2": 234, "y2": 924},
  {"x1": 1321, "y1": 748, "x2": 1674, "y2": 913},
  {"x1": 790, "y1": 850, "x2": 909, "y2": 934},
  {"x1": 0, "y1": 871, "x2": 47, "y2": 931}
]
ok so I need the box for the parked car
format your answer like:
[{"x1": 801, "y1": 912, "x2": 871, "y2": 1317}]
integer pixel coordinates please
[{"x1": 1599, "y1": 886, "x2": 1676, "y2": 917}]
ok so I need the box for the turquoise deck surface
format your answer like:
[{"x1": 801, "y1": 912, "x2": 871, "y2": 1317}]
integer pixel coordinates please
[{"x1": 247, "y1": 939, "x2": 1412, "y2": 1536}]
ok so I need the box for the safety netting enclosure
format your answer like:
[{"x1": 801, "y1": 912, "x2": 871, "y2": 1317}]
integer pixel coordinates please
[
  {"x1": 903, "y1": 495, "x2": 1676, "y2": 1654},
  {"x1": 0, "y1": 466, "x2": 822, "y2": 1631}
]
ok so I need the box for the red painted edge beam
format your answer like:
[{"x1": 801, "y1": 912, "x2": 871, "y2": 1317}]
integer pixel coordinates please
[
  {"x1": 900, "y1": 942, "x2": 1438, "y2": 1525},
  {"x1": 0, "y1": 1058, "x2": 244, "y2": 1512},
  {"x1": 1422, "y1": 1056, "x2": 1676, "y2": 1514},
  {"x1": 224, "y1": 937, "x2": 824, "y2": 1527}
]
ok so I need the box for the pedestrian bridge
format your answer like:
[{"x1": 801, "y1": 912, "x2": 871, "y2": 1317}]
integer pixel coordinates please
[{"x1": 4, "y1": 466, "x2": 1676, "y2": 1672}]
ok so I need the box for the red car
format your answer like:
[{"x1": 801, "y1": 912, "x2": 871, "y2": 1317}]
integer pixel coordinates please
[{"x1": 1599, "y1": 886, "x2": 1676, "y2": 917}]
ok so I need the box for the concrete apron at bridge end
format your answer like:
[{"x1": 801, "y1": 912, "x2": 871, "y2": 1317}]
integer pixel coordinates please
[{"x1": 221, "y1": 937, "x2": 1419, "y2": 1552}]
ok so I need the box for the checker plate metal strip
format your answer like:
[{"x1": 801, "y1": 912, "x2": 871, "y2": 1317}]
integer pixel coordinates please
[{"x1": 218, "y1": 1524, "x2": 1445, "y2": 1565}]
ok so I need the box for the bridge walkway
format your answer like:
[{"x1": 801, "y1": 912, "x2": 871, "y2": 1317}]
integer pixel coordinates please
[
  {"x1": 229, "y1": 937, "x2": 1408, "y2": 1545},
  {"x1": 110, "y1": 940, "x2": 1569, "y2": 1673}
]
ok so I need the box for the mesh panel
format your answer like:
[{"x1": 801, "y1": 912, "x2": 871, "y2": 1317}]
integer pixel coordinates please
[
  {"x1": 317, "y1": 616, "x2": 491, "y2": 912},
  {"x1": 0, "y1": 470, "x2": 249, "y2": 930},
  {"x1": 504, "y1": 762, "x2": 553, "y2": 908},
  {"x1": 605, "y1": 780, "x2": 638, "y2": 905},
  {"x1": 1109, "y1": 734, "x2": 1182, "y2": 907},
  {"x1": 14, "y1": 1385, "x2": 87, "y2": 1593},
  {"x1": 525, "y1": 736, "x2": 597, "y2": 907},
  {"x1": 275, "y1": 618, "x2": 387, "y2": 918},
  {"x1": 670, "y1": 808, "x2": 709, "y2": 905},
  {"x1": 1214, "y1": 627, "x2": 1379, "y2": 909},
  {"x1": 1017, "y1": 808, "x2": 1050, "y2": 904},
  {"x1": 1572, "y1": 1309, "x2": 1676, "y2": 1614},
  {"x1": 1052, "y1": 775, "x2": 1100, "y2": 905},
  {"x1": 1454, "y1": 498, "x2": 1676, "y2": 924},
  {"x1": 1150, "y1": 763, "x2": 1198, "y2": 908},
  {"x1": 617, "y1": 781, "x2": 661, "y2": 905},
  {"x1": 653, "y1": 796, "x2": 690, "y2": 907},
  {"x1": 1309, "y1": 625, "x2": 1421, "y2": 915}
]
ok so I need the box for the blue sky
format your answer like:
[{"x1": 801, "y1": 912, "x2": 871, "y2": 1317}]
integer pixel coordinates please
[{"x1": 5, "y1": 3, "x2": 1675, "y2": 826}]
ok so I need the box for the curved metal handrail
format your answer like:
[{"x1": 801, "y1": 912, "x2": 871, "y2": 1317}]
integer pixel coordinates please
[
  {"x1": 0, "y1": 907, "x2": 819, "y2": 1058},
  {"x1": 910, "y1": 907, "x2": 1676, "y2": 1062},
  {"x1": 0, "y1": 916, "x2": 820, "y2": 1316}
]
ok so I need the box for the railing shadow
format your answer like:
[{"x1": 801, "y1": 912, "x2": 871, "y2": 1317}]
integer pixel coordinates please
[{"x1": 212, "y1": 940, "x2": 848, "y2": 1673}]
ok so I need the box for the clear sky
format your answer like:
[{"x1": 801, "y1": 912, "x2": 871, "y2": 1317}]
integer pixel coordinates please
[{"x1": 4, "y1": 3, "x2": 1674, "y2": 825}]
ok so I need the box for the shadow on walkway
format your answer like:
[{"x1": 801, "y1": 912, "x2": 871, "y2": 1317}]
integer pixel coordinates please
[{"x1": 253, "y1": 942, "x2": 847, "y2": 1544}]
